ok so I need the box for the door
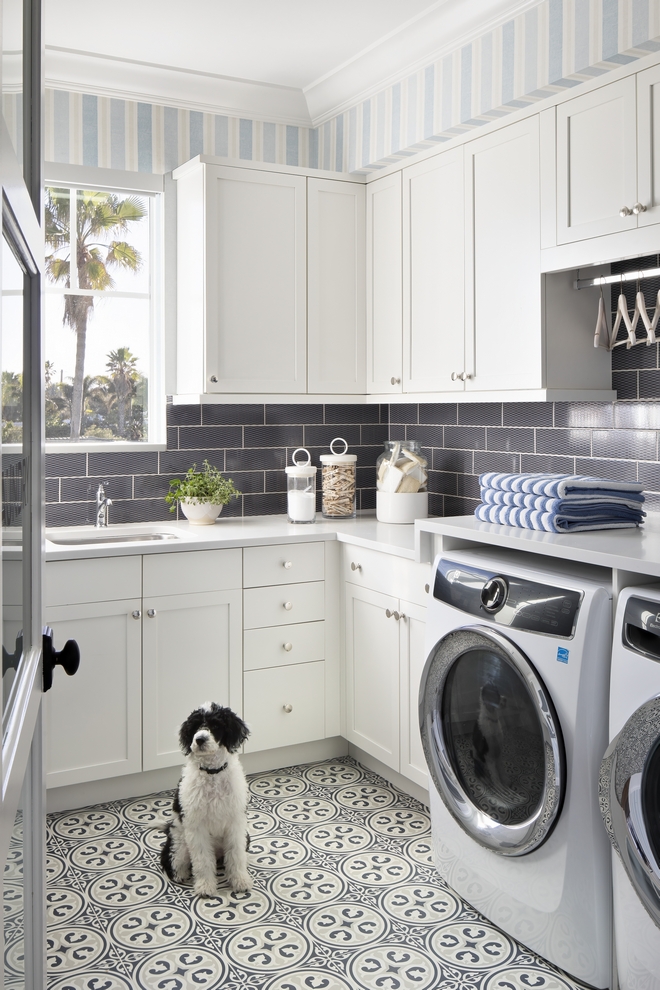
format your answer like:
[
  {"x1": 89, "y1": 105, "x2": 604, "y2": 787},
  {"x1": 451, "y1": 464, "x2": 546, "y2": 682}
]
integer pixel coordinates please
[
  {"x1": 307, "y1": 177, "x2": 365, "y2": 394},
  {"x1": 399, "y1": 600, "x2": 428, "y2": 789},
  {"x1": 403, "y1": 148, "x2": 465, "y2": 393},
  {"x1": 344, "y1": 583, "x2": 399, "y2": 770},
  {"x1": 637, "y1": 63, "x2": 660, "y2": 227},
  {"x1": 366, "y1": 172, "x2": 403, "y2": 394},
  {"x1": 205, "y1": 165, "x2": 306, "y2": 393},
  {"x1": 142, "y1": 590, "x2": 242, "y2": 770},
  {"x1": 419, "y1": 624, "x2": 565, "y2": 855},
  {"x1": 1, "y1": 0, "x2": 46, "y2": 985},
  {"x1": 556, "y1": 76, "x2": 637, "y2": 243},
  {"x1": 465, "y1": 115, "x2": 542, "y2": 392},
  {"x1": 44, "y1": 601, "x2": 142, "y2": 787}
]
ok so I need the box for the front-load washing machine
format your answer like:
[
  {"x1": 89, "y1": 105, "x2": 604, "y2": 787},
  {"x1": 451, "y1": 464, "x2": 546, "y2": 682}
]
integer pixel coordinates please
[
  {"x1": 419, "y1": 546, "x2": 612, "y2": 988},
  {"x1": 600, "y1": 585, "x2": 660, "y2": 990}
]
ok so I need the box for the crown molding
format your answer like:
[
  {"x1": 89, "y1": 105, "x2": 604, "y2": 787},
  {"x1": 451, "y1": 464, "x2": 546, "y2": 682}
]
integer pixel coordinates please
[
  {"x1": 45, "y1": 47, "x2": 313, "y2": 127},
  {"x1": 305, "y1": 0, "x2": 542, "y2": 125}
]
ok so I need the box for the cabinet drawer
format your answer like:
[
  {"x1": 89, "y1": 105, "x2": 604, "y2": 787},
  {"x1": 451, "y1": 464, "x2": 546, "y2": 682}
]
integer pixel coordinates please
[
  {"x1": 341, "y1": 544, "x2": 431, "y2": 608},
  {"x1": 244, "y1": 581, "x2": 324, "y2": 629},
  {"x1": 244, "y1": 621, "x2": 325, "y2": 671},
  {"x1": 244, "y1": 660, "x2": 325, "y2": 752},
  {"x1": 46, "y1": 556, "x2": 141, "y2": 606},
  {"x1": 143, "y1": 548, "x2": 241, "y2": 597},
  {"x1": 243, "y1": 542, "x2": 324, "y2": 587}
]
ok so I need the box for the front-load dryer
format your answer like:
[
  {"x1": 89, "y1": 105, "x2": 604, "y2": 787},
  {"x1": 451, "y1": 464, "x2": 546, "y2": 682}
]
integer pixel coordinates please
[
  {"x1": 419, "y1": 546, "x2": 612, "y2": 988},
  {"x1": 600, "y1": 585, "x2": 660, "y2": 990}
]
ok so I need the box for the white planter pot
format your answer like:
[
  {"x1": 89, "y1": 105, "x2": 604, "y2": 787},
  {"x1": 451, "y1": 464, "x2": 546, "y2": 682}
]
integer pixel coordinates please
[
  {"x1": 180, "y1": 500, "x2": 224, "y2": 525},
  {"x1": 376, "y1": 491, "x2": 428, "y2": 525}
]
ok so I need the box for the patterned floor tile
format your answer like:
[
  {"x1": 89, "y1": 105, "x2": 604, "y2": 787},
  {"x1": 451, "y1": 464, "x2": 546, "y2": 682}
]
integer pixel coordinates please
[{"x1": 29, "y1": 757, "x2": 585, "y2": 990}]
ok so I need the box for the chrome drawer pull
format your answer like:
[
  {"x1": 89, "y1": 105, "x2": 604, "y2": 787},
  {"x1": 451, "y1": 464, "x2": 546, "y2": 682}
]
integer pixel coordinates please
[
  {"x1": 283, "y1": 704, "x2": 293, "y2": 713},
  {"x1": 283, "y1": 560, "x2": 293, "y2": 569},
  {"x1": 351, "y1": 562, "x2": 361, "y2": 571},
  {"x1": 132, "y1": 610, "x2": 141, "y2": 619},
  {"x1": 147, "y1": 609, "x2": 157, "y2": 618},
  {"x1": 283, "y1": 642, "x2": 293, "y2": 652},
  {"x1": 283, "y1": 601, "x2": 293, "y2": 611}
]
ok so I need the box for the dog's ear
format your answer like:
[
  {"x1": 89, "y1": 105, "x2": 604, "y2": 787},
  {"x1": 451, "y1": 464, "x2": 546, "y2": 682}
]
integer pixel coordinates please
[
  {"x1": 207, "y1": 705, "x2": 250, "y2": 752},
  {"x1": 179, "y1": 709, "x2": 204, "y2": 755}
]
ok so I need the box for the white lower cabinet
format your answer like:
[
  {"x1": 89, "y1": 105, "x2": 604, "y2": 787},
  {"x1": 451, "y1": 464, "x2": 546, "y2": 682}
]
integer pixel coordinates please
[
  {"x1": 399, "y1": 600, "x2": 428, "y2": 789},
  {"x1": 44, "y1": 599, "x2": 142, "y2": 788},
  {"x1": 142, "y1": 590, "x2": 243, "y2": 771},
  {"x1": 244, "y1": 661, "x2": 325, "y2": 753}
]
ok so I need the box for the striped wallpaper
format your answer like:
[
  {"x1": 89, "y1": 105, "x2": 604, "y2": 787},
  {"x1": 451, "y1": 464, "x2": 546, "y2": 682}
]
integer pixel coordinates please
[{"x1": 31, "y1": 0, "x2": 660, "y2": 177}]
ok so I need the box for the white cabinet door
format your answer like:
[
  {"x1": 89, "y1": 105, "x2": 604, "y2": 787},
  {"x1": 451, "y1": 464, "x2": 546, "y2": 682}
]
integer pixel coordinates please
[
  {"x1": 44, "y1": 600, "x2": 142, "y2": 787},
  {"x1": 637, "y1": 63, "x2": 660, "y2": 227},
  {"x1": 399, "y1": 601, "x2": 428, "y2": 789},
  {"x1": 556, "y1": 77, "x2": 637, "y2": 243},
  {"x1": 204, "y1": 165, "x2": 306, "y2": 393},
  {"x1": 142, "y1": 590, "x2": 242, "y2": 771},
  {"x1": 344, "y1": 584, "x2": 400, "y2": 771},
  {"x1": 403, "y1": 147, "x2": 465, "y2": 393},
  {"x1": 367, "y1": 172, "x2": 403, "y2": 393},
  {"x1": 466, "y1": 116, "x2": 542, "y2": 392},
  {"x1": 308, "y1": 178, "x2": 365, "y2": 394}
]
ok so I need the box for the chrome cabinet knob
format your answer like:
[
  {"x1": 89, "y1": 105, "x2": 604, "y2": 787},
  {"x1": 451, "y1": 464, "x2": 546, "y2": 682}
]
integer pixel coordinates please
[
  {"x1": 451, "y1": 371, "x2": 459, "y2": 381},
  {"x1": 283, "y1": 601, "x2": 293, "y2": 611},
  {"x1": 633, "y1": 202, "x2": 647, "y2": 214},
  {"x1": 620, "y1": 205, "x2": 633, "y2": 217},
  {"x1": 132, "y1": 610, "x2": 141, "y2": 619},
  {"x1": 386, "y1": 608, "x2": 393, "y2": 618},
  {"x1": 350, "y1": 562, "x2": 361, "y2": 571},
  {"x1": 399, "y1": 612, "x2": 406, "y2": 621},
  {"x1": 386, "y1": 609, "x2": 400, "y2": 620},
  {"x1": 147, "y1": 609, "x2": 157, "y2": 618},
  {"x1": 459, "y1": 371, "x2": 472, "y2": 381},
  {"x1": 283, "y1": 704, "x2": 293, "y2": 714},
  {"x1": 210, "y1": 375, "x2": 218, "y2": 383},
  {"x1": 283, "y1": 560, "x2": 293, "y2": 569},
  {"x1": 283, "y1": 642, "x2": 293, "y2": 652},
  {"x1": 424, "y1": 584, "x2": 430, "y2": 594},
  {"x1": 390, "y1": 376, "x2": 401, "y2": 385}
]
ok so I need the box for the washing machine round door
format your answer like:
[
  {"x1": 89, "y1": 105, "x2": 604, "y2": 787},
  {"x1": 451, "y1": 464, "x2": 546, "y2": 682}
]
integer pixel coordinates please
[
  {"x1": 420, "y1": 624, "x2": 565, "y2": 856},
  {"x1": 600, "y1": 697, "x2": 660, "y2": 928}
]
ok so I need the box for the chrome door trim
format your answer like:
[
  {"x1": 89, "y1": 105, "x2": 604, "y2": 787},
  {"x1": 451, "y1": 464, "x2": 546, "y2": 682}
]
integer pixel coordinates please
[
  {"x1": 419, "y1": 624, "x2": 565, "y2": 857},
  {"x1": 599, "y1": 695, "x2": 660, "y2": 928}
]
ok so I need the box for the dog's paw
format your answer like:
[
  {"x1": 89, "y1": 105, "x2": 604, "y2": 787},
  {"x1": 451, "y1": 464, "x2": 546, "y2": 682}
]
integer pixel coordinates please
[
  {"x1": 227, "y1": 872, "x2": 252, "y2": 894},
  {"x1": 193, "y1": 879, "x2": 218, "y2": 898}
]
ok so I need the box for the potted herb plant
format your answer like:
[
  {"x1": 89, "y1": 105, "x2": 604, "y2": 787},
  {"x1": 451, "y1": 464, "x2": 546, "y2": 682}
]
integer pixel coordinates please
[{"x1": 166, "y1": 460, "x2": 241, "y2": 525}]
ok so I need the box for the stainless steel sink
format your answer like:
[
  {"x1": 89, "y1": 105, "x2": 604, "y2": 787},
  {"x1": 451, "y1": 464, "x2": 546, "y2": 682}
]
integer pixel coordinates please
[{"x1": 48, "y1": 532, "x2": 180, "y2": 546}]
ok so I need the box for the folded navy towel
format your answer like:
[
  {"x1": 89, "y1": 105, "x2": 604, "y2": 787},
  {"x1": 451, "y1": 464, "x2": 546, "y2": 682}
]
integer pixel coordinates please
[
  {"x1": 479, "y1": 472, "x2": 644, "y2": 498},
  {"x1": 475, "y1": 502, "x2": 644, "y2": 533}
]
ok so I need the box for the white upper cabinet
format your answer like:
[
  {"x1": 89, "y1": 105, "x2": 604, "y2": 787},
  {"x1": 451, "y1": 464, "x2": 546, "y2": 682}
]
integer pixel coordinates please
[
  {"x1": 466, "y1": 116, "x2": 542, "y2": 392},
  {"x1": 177, "y1": 161, "x2": 307, "y2": 394},
  {"x1": 366, "y1": 172, "x2": 403, "y2": 394},
  {"x1": 556, "y1": 77, "x2": 638, "y2": 243},
  {"x1": 307, "y1": 178, "x2": 365, "y2": 394},
  {"x1": 403, "y1": 148, "x2": 465, "y2": 393},
  {"x1": 637, "y1": 63, "x2": 660, "y2": 227}
]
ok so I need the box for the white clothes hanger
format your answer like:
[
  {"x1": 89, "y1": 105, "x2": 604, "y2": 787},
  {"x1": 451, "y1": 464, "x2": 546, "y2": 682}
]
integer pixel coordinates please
[
  {"x1": 638, "y1": 288, "x2": 660, "y2": 345},
  {"x1": 611, "y1": 291, "x2": 640, "y2": 349},
  {"x1": 594, "y1": 289, "x2": 611, "y2": 349}
]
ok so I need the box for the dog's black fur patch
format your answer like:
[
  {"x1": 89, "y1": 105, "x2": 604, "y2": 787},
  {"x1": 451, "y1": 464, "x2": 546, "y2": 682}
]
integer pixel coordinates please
[{"x1": 179, "y1": 702, "x2": 250, "y2": 755}]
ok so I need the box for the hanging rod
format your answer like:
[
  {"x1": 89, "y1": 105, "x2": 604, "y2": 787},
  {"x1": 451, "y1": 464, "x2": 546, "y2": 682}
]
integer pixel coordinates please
[{"x1": 574, "y1": 267, "x2": 660, "y2": 289}]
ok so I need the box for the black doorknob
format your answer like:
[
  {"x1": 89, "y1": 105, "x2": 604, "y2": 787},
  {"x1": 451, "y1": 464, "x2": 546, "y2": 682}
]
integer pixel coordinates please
[{"x1": 43, "y1": 626, "x2": 80, "y2": 692}]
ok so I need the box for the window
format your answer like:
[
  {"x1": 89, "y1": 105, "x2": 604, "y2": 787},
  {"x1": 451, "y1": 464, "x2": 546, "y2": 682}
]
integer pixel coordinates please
[{"x1": 37, "y1": 174, "x2": 163, "y2": 446}]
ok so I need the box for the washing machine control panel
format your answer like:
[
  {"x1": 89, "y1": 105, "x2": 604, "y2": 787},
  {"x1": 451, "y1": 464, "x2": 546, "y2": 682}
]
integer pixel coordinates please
[
  {"x1": 433, "y1": 559, "x2": 582, "y2": 638},
  {"x1": 623, "y1": 596, "x2": 660, "y2": 660}
]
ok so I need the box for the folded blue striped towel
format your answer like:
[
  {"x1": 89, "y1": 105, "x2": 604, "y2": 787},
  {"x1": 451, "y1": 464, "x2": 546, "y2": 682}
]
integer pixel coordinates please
[
  {"x1": 479, "y1": 472, "x2": 644, "y2": 498},
  {"x1": 476, "y1": 473, "x2": 645, "y2": 533}
]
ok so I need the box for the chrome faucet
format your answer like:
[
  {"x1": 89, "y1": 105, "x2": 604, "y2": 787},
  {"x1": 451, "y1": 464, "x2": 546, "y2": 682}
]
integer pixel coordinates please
[{"x1": 95, "y1": 483, "x2": 113, "y2": 528}]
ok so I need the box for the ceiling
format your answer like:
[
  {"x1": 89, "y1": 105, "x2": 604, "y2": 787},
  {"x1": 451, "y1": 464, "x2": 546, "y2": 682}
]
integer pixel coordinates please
[{"x1": 44, "y1": 0, "x2": 539, "y2": 126}]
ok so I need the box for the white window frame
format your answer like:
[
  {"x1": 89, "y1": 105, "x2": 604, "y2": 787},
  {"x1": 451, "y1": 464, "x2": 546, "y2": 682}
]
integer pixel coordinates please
[{"x1": 41, "y1": 163, "x2": 166, "y2": 452}]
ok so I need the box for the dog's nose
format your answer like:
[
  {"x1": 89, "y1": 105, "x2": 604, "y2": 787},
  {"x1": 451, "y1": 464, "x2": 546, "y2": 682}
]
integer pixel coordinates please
[{"x1": 195, "y1": 732, "x2": 209, "y2": 747}]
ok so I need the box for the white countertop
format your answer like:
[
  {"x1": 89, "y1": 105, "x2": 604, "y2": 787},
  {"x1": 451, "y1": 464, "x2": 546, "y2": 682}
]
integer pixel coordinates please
[
  {"x1": 40, "y1": 514, "x2": 418, "y2": 562},
  {"x1": 415, "y1": 512, "x2": 660, "y2": 578}
]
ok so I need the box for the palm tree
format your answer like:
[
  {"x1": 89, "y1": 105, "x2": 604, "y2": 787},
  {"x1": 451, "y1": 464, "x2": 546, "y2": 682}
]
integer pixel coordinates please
[
  {"x1": 106, "y1": 347, "x2": 140, "y2": 438},
  {"x1": 44, "y1": 188, "x2": 147, "y2": 440}
]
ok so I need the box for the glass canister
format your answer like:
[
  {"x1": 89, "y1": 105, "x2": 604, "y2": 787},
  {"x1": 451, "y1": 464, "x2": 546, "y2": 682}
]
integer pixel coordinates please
[
  {"x1": 320, "y1": 438, "x2": 357, "y2": 518},
  {"x1": 376, "y1": 440, "x2": 428, "y2": 493},
  {"x1": 285, "y1": 448, "x2": 317, "y2": 524}
]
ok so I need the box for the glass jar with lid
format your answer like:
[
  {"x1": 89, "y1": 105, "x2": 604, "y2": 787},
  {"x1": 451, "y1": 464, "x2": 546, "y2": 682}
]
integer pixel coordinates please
[
  {"x1": 376, "y1": 440, "x2": 429, "y2": 523},
  {"x1": 320, "y1": 438, "x2": 357, "y2": 518},
  {"x1": 285, "y1": 448, "x2": 317, "y2": 523}
]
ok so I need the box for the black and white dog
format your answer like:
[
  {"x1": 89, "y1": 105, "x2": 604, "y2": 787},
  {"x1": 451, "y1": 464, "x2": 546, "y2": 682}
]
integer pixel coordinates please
[{"x1": 160, "y1": 702, "x2": 252, "y2": 896}]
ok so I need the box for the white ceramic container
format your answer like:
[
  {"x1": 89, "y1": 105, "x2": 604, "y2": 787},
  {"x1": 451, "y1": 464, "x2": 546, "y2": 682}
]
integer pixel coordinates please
[
  {"x1": 180, "y1": 500, "x2": 224, "y2": 525},
  {"x1": 376, "y1": 491, "x2": 428, "y2": 524}
]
